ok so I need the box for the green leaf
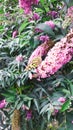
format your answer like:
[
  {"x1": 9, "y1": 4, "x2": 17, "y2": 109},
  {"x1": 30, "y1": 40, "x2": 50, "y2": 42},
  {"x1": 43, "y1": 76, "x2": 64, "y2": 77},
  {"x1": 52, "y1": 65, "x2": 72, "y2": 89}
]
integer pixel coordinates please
[
  {"x1": 34, "y1": 99, "x2": 39, "y2": 112},
  {"x1": 19, "y1": 20, "x2": 29, "y2": 33},
  {"x1": 40, "y1": 104, "x2": 49, "y2": 114},
  {"x1": 17, "y1": 101, "x2": 24, "y2": 110},
  {"x1": 6, "y1": 96, "x2": 15, "y2": 103},
  {"x1": 36, "y1": 23, "x2": 55, "y2": 37},
  {"x1": 62, "y1": 0, "x2": 73, "y2": 7},
  {"x1": 61, "y1": 100, "x2": 71, "y2": 112},
  {"x1": 66, "y1": 111, "x2": 73, "y2": 130},
  {"x1": 47, "y1": 111, "x2": 51, "y2": 121}
]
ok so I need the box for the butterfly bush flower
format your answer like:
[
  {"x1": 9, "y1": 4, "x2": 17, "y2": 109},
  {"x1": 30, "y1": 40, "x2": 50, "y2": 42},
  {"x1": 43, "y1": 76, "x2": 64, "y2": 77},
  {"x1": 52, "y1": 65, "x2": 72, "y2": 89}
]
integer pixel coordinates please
[
  {"x1": 28, "y1": 40, "x2": 54, "y2": 64},
  {"x1": 19, "y1": 0, "x2": 39, "y2": 14},
  {"x1": 58, "y1": 97, "x2": 66, "y2": 103},
  {"x1": 12, "y1": 30, "x2": 18, "y2": 38},
  {"x1": 0, "y1": 99, "x2": 6, "y2": 109},
  {"x1": 39, "y1": 35, "x2": 49, "y2": 42},
  {"x1": 16, "y1": 55, "x2": 23, "y2": 62},
  {"x1": 45, "y1": 21, "x2": 55, "y2": 29},
  {"x1": 36, "y1": 29, "x2": 73, "y2": 78}
]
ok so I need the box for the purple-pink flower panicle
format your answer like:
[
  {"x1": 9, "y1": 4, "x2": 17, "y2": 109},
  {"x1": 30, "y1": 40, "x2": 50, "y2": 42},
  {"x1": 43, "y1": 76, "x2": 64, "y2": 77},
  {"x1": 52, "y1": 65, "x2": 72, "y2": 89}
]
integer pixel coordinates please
[
  {"x1": 36, "y1": 29, "x2": 73, "y2": 78},
  {"x1": 19, "y1": 0, "x2": 39, "y2": 14}
]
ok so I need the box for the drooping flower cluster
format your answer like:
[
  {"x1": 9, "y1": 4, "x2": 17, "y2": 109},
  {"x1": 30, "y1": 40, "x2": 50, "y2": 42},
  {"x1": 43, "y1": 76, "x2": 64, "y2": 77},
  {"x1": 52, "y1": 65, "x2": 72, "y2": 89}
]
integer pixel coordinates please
[
  {"x1": 36, "y1": 29, "x2": 73, "y2": 78},
  {"x1": 19, "y1": 0, "x2": 39, "y2": 14},
  {"x1": 62, "y1": 6, "x2": 73, "y2": 28},
  {"x1": 28, "y1": 40, "x2": 54, "y2": 65}
]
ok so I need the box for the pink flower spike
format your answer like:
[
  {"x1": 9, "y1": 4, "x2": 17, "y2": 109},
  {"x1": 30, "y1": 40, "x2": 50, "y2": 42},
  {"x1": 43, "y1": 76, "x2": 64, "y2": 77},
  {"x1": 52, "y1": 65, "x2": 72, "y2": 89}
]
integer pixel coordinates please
[{"x1": 35, "y1": 29, "x2": 73, "y2": 79}]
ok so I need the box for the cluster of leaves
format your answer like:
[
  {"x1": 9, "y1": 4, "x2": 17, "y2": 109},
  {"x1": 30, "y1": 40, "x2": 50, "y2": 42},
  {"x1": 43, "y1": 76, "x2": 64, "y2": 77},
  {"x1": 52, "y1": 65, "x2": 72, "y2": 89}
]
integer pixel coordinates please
[{"x1": 0, "y1": 0, "x2": 73, "y2": 130}]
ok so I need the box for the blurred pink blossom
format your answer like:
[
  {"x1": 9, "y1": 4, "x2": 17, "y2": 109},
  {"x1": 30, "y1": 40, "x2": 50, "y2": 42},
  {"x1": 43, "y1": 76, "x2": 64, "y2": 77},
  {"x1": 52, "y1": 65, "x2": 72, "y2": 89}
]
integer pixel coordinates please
[
  {"x1": 52, "y1": 109, "x2": 59, "y2": 116},
  {"x1": 45, "y1": 21, "x2": 55, "y2": 29},
  {"x1": 39, "y1": 35, "x2": 49, "y2": 42},
  {"x1": 0, "y1": 99, "x2": 6, "y2": 109},
  {"x1": 47, "y1": 11, "x2": 58, "y2": 18},
  {"x1": 16, "y1": 55, "x2": 23, "y2": 62},
  {"x1": 12, "y1": 30, "x2": 18, "y2": 38},
  {"x1": 32, "y1": 13, "x2": 40, "y2": 20},
  {"x1": 58, "y1": 97, "x2": 66, "y2": 103}
]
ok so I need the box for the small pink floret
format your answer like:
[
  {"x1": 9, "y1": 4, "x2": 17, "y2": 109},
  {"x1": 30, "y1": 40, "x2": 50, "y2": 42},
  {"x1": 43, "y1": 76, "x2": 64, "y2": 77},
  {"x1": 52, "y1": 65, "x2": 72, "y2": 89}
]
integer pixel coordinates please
[
  {"x1": 0, "y1": 99, "x2": 6, "y2": 109},
  {"x1": 16, "y1": 55, "x2": 23, "y2": 62},
  {"x1": 58, "y1": 97, "x2": 66, "y2": 103}
]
